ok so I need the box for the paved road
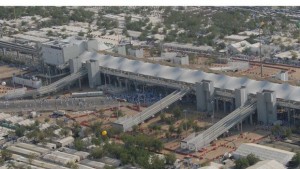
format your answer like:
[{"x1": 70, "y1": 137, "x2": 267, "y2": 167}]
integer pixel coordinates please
[{"x1": 0, "y1": 96, "x2": 121, "y2": 112}]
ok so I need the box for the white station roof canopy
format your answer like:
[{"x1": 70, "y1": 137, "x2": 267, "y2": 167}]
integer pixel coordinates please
[{"x1": 80, "y1": 51, "x2": 300, "y2": 102}]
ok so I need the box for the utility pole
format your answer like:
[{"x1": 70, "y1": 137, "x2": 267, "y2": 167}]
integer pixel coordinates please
[
  {"x1": 259, "y1": 22, "x2": 264, "y2": 77},
  {"x1": 184, "y1": 109, "x2": 188, "y2": 137}
]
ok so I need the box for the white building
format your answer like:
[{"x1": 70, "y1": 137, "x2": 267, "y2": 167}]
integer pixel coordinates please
[
  {"x1": 162, "y1": 43, "x2": 214, "y2": 54},
  {"x1": 224, "y1": 35, "x2": 250, "y2": 43},
  {"x1": 274, "y1": 50, "x2": 300, "y2": 60},
  {"x1": 233, "y1": 143, "x2": 295, "y2": 165},
  {"x1": 7, "y1": 146, "x2": 40, "y2": 157},
  {"x1": 128, "y1": 48, "x2": 144, "y2": 58},
  {"x1": 12, "y1": 34, "x2": 50, "y2": 43},
  {"x1": 173, "y1": 54, "x2": 189, "y2": 65},
  {"x1": 228, "y1": 40, "x2": 251, "y2": 54},
  {"x1": 238, "y1": 30, "x2": 260, "y2": 36},
  {"x1": 56, "y1": 136, "x2": 74, "y2": 147},
  {"x1": 15, "y1": 143, "x2": 50, "y2": 155},
  {"x1": 103, "y1": 14, "x2": 125, "y2": 28},
  {"x1": 246, "y1": 160, "x2": 286, "y2": 169},
  {"x1": 12, "y1": 76, "x2": 42, "y2": 89},
  {"x1": 41, "y1": 36, "x2": 98, "y2": 66}
]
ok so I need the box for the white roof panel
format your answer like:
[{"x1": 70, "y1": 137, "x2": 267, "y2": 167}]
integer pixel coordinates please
[
  {"x1": 79, "y1": 52, "x2": 300, "y2": 102},
  {"x1": 233, "y1": 143, "x2": 295, "y2": 165},
  {"x1": 246, "y1": 160, "x2": 286, "y2": 169}
]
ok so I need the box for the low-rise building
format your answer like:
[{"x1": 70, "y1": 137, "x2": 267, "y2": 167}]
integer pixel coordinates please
[
  {"x1": 246, "y1": 160, "x2": 286, "y2": 169},
  {"x1": 274, "y1": 50, "x2": 300, "y2": 60},
  {"x1": 12, "y1": 75, "x2": 42, "y2": 89},
  {"x1": 80, "y1": 159, "x2": 106, "y2": 169},
  {"x1": 233, "y1": 143, "x2": 295, "y2": 165},
  {"x1": 100, "y1": 157, "x2": 121, "y2": 167},
  {"x1": 224, "y1": 35, "x2": 250, "y2": 43},
  {"x1": 128, "y1": 48, "x2": 144, "y2": 58},
  {"x1": 162, "y1": 42, "x2": 214, "y2": 54},
  {"x1": 56, "y1": 136, "x2": 74, "y2": 147}
]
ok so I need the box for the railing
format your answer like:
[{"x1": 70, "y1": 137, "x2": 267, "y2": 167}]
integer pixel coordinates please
[
  {"x1": 181, "y1": 99, "x2": 257, "y2": 151},
  {"x1": 114, "y1": 89, "x2": 190, "y2": 131}
]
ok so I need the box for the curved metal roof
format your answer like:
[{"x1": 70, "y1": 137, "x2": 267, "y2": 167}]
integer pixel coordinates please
[{"x1": 79, "y1": 51, "x2": 300, "y2": 102}]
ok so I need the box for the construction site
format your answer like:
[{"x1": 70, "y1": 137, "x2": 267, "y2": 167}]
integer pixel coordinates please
[{"x1": 1, "y1": 36, "x2": 300, "y2": 166}]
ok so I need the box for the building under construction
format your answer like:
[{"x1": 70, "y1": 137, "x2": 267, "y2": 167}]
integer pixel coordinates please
[{"x1": 2, "y1": 38, "x2": 300, "y2": 152}]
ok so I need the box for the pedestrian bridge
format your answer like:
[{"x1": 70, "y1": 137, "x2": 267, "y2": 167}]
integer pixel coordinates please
[
  {"x1": 113, "y1": 89, "x2": 190, "y2": 132},
  {"x1": 181, "y1": 99, "x2": 257, "y2": 151}
]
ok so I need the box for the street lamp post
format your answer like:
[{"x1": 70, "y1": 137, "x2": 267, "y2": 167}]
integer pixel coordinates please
[
  {"x1": 211, "y1": 100, "x2": 215, "y2": 124},
  {"x1": 184, "y1": 109, "x2": 188, "y2": 137},
  {"x1": 159, "y1": 93, "x2": 162, "y2": 114}
]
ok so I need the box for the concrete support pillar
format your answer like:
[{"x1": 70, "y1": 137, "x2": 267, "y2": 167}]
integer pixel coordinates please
[
  {"x1": 223, "y1": 101, "x2": 226, "y2": 113},
  {"x1": 69, "y1": 57, "x2": 82, "y2": 74},
  {"x1": 230, "y1": 100, "x2": 234, "y2": 112},
  {"x1": 216, "y1": 99, "x2": 219, "y2": 113},
  {"x1": 257, "y1": 90, "x2": 277, "y2": 125},
  {"x1": 118, "y1": 78, "x2": 122, "y2": 88},
  {"x1": 250, "y1": 114, "x2": 253, "y2": 125},
  {"x1": 134, "y1": 82, "x2": 138, "y2": 91},
  {"x1": 236, "y1": 123, "x2": 240, "y2": 131},
  {"x1": 108, "y1": 75, "x2": 111, "y2": 84},
  {"x1": 125, "y1": 79, "x2": 129, "y2": 90},
  {"x1": 288, "y1": 109, "x2": 291, "y2": 126},
  {"x1": 78, "y1": 78, "x2": 82, "y2": 89},
  {"x1": 234, "y1": 86, "x2": 248, "y2": 108},
  {"x1": 196, "y1": 80, "x2": 214, "y2": 113},
  {"x1": 87, "y1": 60, "x2": 101, "y2": 88}
]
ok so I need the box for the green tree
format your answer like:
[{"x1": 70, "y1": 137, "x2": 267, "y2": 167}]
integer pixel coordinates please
[
  {"x1": 90, "y1": 121, "x2": 103, "y2": 137},
  {"x1": 90, "y1": 147, "x2": 105, "y2": 159},
  {"x1": 15, "y1": 126, "x2": 25, "y2": 137},
  {"x1": 291, "y1": 152, "x2": 300, "y2": 167},
  {"x1": 59, "y1": 128, "x2": 70, "y2": 137},
  {"x1": 46, "y1": 30, "x2": 53, "y2": 36},
  {"x1": 132, "y1": 125, "x2": 139, "y2": 133},
  {"x1": 66, "y1": 162, "x2": 79, "y2": 169},
  {"x1": 0, "y1": 149, "x2": 12, "y2": 161},
  {"x1": 169, "y1": 125, "x2": 176, "y2": 133},
  {"x1": 147, "y1": 155, "x2": 165, "y2": 169},
  {"x1": 291, "y1": 51, "x2": 298, "y2": 60},
  {"x1": 160, "y1": 113, "x2": 166, "y2": 122},
  {"x1": 44, "y1": 118, "x2": 50, "y2": 123},
  {"x1": 165, "y1": 153, "x2": 176, "y2": 165},
  {"x1": 104, "y1": 166, "x2": 116, "y2": 169},
  {"x1": 235, "y1": 157, "x2": 250, "y2": 169},
  {"x1": 246, "y1": 154, "x2": 260, "y2": 166},
  {"x1": 28, "y1": 153, "x2": 37, "y2": 165},
  {"x1": 74, "y1": 138, "x2": 85, "y2": 151},
  {"x1": 173, "y1": 106, "x2": 182, "y2": 119},
  {"x1": 78, "y1": 31, "x2": 84, "y2": 37}
]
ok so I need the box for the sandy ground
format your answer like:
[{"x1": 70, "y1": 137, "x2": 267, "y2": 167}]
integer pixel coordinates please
[
  {"x1": 0, "y1": 85, "x2": 13, "y2": 95},
  {"x1": 133, "y1": 109, "x2": 271, "y2": 165},
  {"x1": 0, "y1": 65, "x2": 27, "y2": 80},
  {"x1": 188, "y1": 56, "x2": 300, "y2": 85}
]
